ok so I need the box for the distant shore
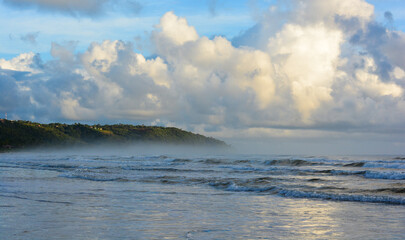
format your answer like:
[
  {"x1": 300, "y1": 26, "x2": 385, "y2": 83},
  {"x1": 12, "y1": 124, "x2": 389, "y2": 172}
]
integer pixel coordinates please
[{"x1": 0, "y1": 119, "x2": 229, "y2": 152}]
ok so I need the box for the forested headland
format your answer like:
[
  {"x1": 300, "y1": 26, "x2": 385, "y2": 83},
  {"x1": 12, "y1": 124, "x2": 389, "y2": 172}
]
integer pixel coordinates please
[{"x1": 0, "y1": 119, "x2": 228, "y2": 151}]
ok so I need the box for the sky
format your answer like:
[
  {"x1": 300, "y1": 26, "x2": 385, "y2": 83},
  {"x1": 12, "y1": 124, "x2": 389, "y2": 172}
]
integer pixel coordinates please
[{"x1": 0, "y1": 0, "x2": 405, "y2": 154}]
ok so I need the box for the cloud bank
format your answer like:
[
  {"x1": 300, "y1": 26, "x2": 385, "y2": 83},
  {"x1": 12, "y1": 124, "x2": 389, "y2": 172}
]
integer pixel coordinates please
[{"x1": 1, "y1": 0, "x2": 405, "y2": 142}]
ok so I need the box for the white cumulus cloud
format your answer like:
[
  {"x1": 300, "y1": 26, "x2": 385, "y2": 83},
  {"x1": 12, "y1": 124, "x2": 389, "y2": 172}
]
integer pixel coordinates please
[{"x1": 1, "y1": 0, "x2": 404, "y2": 145}]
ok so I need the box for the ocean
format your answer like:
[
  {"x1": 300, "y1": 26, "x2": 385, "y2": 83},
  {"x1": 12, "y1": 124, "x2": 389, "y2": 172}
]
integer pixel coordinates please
[{"x1": 1, "y1": 150, "x2": 404, "y2": 239}]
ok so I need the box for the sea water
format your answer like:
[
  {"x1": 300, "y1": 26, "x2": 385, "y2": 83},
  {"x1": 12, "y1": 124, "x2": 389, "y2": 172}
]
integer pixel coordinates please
[{"x1": 1, "y1": 151, "x2": 404, "y2": 239}]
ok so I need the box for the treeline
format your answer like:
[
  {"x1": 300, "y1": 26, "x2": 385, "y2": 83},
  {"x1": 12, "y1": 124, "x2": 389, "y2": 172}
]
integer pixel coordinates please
[{"x1": 0, "y1": 119, "x2": 228, "y2": 150}]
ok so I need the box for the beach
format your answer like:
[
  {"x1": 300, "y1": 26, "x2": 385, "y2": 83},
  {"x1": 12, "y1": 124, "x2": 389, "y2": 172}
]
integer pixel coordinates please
[{"x1": 1, "y1": 152, "x2": 404, "y2": 239}]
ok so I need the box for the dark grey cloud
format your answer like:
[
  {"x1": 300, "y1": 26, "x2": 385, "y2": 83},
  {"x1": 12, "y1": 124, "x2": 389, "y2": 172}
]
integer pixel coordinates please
[
  {"x1": 3, "y1": 0, "x2": 106, "y2": 17},
  {"x1": 384, "y1": 11, "x2": 395, "y2": 31},
  {"x1": 384, "y1": 11, "x2": 393, "y2": 22},
  {"x1": 335, "y1": 10, "x2": 405, "y2": 82},
  {"x1": 232, "y1": 23, "x2": 262, "y2": 48},
  {"x1": 117, "y1": 0, "x2": 142, "y2": 16},
  {"x1": 349, "y1": 21, "x2": 396, "y2": 80},
  {"x1": 208, "y1": 0, "x2": 218, "y2": 16},
  {"x1": 0, "y1": 72, "x2": 24, "y2": 112},
  {"x1": 20, "y1": 32, "x2": 40, "y2": 45},
  {"x1": 2, "y1": 0, "x2": 142, "y2": 17}
]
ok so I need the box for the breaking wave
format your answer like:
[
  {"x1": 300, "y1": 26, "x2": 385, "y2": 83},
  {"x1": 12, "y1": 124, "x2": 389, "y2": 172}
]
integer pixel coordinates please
[
  {"x1": 2, "y1": 153, "x2": 404, "y2": 205},
  {"x1": 277, "y1": 189, "x2": 405, "y2": 205},
  {"x1": 264, "y1": 159, "x2": 319, "y2": 166}
]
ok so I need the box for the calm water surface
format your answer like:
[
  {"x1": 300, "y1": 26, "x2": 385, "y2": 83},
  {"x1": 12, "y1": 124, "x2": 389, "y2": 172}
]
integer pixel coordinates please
[{"x1": 1, "y1": 151, "x2": 404, "y2": 239}]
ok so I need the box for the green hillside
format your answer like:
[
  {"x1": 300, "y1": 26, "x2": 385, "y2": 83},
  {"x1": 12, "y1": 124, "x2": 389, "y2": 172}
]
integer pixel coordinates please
[{"x1": 0, "y1": 119, "x2": 228, "y2": 150}]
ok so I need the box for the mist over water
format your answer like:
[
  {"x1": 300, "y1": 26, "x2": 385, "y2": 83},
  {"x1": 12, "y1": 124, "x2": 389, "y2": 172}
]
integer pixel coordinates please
[
  {"x1": 17, "y1": 142, "x2": 233, "y2": 156},
  {"x1": 1, "y1": 148, "x2": 404, "y2": 239}
]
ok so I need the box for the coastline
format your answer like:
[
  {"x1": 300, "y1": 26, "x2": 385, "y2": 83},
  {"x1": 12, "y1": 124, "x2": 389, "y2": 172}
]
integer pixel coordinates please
[{"x1": 0, "y1": 119, "x2": 229, "y2": 152}]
